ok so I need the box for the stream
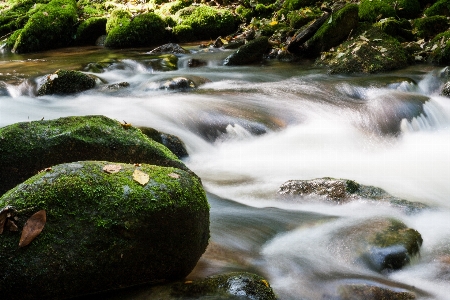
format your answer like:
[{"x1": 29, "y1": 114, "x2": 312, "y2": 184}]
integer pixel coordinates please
[{"x1": 1, "y1": 45, "x2": 450, "y2": 299}]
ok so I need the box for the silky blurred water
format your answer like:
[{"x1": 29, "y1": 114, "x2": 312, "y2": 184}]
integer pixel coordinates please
[{"x1": 1, "y1": 46, "x2": 450, "y2": 299}]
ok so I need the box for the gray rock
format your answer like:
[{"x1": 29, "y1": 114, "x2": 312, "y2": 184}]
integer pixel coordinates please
[
  {"x1": 37, "y1": 69, "x2": 95, "y2": 96},
  {"x1": 223, "y1": 36, "x2": 270, "y2": 66}
]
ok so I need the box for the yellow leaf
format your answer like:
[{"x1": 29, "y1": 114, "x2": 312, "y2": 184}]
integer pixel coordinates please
[
  {"x1": 133, "y1": 169, "x2": 149, "y2": 185},
  {"x1": 261, "y1": 279, "x2": 269, "y2": 287},
  {"x1": 103, "y1": 164, "x2": 122, "y2": 174},
  {"x1": 269, "y1": 20, "x2": 278, "y2": 26}
]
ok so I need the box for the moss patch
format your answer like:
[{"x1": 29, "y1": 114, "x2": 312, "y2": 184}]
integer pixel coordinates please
[
  {"x1": 37, "y1": 69, "x2": 96, "y2": 95},
  {"x1": 11, "y1": 0, "x2": 78, "y2": 53},
  {"x1": 0, "y1": 115, "x2": 187, "y2": 195},
  {"x1": 424, "y1": 0, "x2": 450, "y2": 16},
  {"x1": 0, "y1": 160, "x2": 209, "y2": 299},
  {"x1": 428, "y1": 30, "x2": 450, "y2": 64},
  {"x1": 413, "y1": 16, "x2": 448, "y2": 40},
  {"x1": 75, "y1": 17, "x2": 107, "y2": 45}
]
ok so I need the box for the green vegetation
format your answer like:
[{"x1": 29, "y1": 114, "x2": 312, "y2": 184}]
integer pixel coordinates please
[
  {"x1": 37, "y1": 69, "x2": 96, "y2": 95},
  {"x1": 413, "y1": 15, "x2": 449, "y2": 39},
  {"x1": 75, "y1": 17, "x2": 107, "y2": 45},
  {"x1": 424, "y1": 0, "x2": 450, "y2": 16},
  {"x1": 8, "y1": 0, "x2": 78, "y2": 53},
  {"x1": 105, "y1": 12, "x2": 167, "y2": 48},
  {"x1": 282, "y1": 0, "x2": 316, "y2": 11},
  {"x1": 359, "y1": 0, "x2": 420, "y2": 22},
  {"x1": 375, "y1": 18, "x2": 414, "y2": 42},
  {"x1": 287, "y1": 7, "x2": 321, "y2": 29},
  {"x1": 428, "y1": 31, "x2": 450, "y2": 65}
]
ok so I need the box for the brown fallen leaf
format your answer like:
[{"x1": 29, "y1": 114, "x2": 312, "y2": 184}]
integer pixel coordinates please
[
  {"x1": 0, "y1": 206, "x2": 15, "y2": 235},
  {"x1": 103, "y1": 164, "x2": 122, "y2": 174},
  {"x1": 133, "y1": 169, "x2": 149, "y2": 185},
  {"x1": 19, "y1": 210, "x2": 46, "y2": 248}
]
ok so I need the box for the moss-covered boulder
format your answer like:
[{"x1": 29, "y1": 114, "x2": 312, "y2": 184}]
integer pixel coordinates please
[
  {"x1": 331, "y1": 217, "x2": 423, "y2": 272},
  {"x1": 139, "y1": 127, "x2": 188, "y2": 159},
  {"x1": 0, "y1": 115, "x2": 188, "y2": 195},
  {"x1": 375, "y1": 18, "x2": 415, "y2": 42},
  {"x1": 223, "y1": 36, "x2": 270, "y2": 66},
  {"x1": 424, "y1": 0, "x2": 450, "y2": 16},
  {"x1": 302, "y1": 4, "x2": 359, "y2": 58},
  {"x1": 359, "y1": 0, "x2": 420, "y2": 22},
  {"x1": 0, "y1": 160, "x2": 209, "y2": 299},
  {"x1": 142, "y1": 54, "x2": 179, "y2": 71},
  {"x1": 174, "y1": 5, "x2": 238, "y2": 41},
  {"x1": 37, "y1": 69, "x2": 96, "y2": 96},
  {"x1": 317, "y1": 26, "x2": 409, "y2": 74},
  {"x1": 148, "y1": 43, "x2": 190, "y2": 54},
  {"x1": 278, "y1": 178, "x2": 427, "y2": 213},
  {"x1": 170, "y1": 272, "x2": 277, "y2": 299},
  {"x1": 105, "y1": 11, "x2": 167, "y2": 48},
  {"x1": 10, "y1": 0, "x2": 78, "y2": 53},
  {"x1": 0, "y1": 0, "x2": 41, "y2": 38},
  {"x1": 75, "y1": 17, "x2": 107, "y2": 45},
  {"x1": 282, "y1": 0, "x2": 317, "y2": 11},
  {"x1": 413, "y1": 16, "x2": 449, "y2": 40},
  {"x1": 428, "y1": 30, "x2": 450, "y2": 65},
  {"x1": 287, "y1": 7, "x2": 322, "y2": 29}
]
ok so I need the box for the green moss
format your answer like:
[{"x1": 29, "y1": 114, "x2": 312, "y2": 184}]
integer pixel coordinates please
[
  {"x1": 236, "y1": 5, "x2": 254, "y2": 23},
  {"x1": 223, "y1": 36, "x2": 270, "y2": 66},
  {"x1": 0, "y1": 0, "x2": 49, "y2": 37},
  {"x1": 11, "y1": 0, "x2": 78, "y2": 53},
  {"x1": 172, "y1": 24, "x2": 195, "y2": 42},
  {"x1": 287, "y1": 7, "x2": 320, "y2": 29},
  {"x1": 375, "y1": 18, "x2": 414, "y2": 42},
  {"x1": 428, "y1": 30, "x2": 450, "y2": 64},
  {"x1": 345, "y1": 180, "x2": 360, "y2": 194},
  {"x1": 282, "y1": 0, "x2": 316, "y2": 11},
  {"x1": 359, "y1": 0, "x2": 397, "y2": 23},
  {"x1": 105, "y1": 12, "x2": 167, "y2": 48},
  {"x1": 178, "y1": 5, "x2": 237, "y2": 41},
  {"x1": 305, "y1": 4, "x2": 359, "y2": 57},
  {"x1": 424, "y1": 0, "x2": 450, "y2": 16},
  {"x1": 0, "y1": 160, "x2": 209, "y2": 299},
  {"x1": 105, "y1": 9, "x2": 131, "y2": 33},
  {"x1": 143, "y1": 54, "x2": 179, "y2": 71},
  {"x1": 255, "y1": 3, "x2": 275, "y2": 18},
  {"x1": 413, "y1": 16, "x2": 448, "y2": 40},
  {"x1": 371, "y1": 219, "x2": 423, "y2": 256},
  {"x1": 0, "y1": 115, "x2": 186, "y2": 195},
  {"x1": 75, "y1": 17, "x2": 107, "y2": 45},
  {"x1": 77, "y1": 0, "x2": 108, "y2": 18}
]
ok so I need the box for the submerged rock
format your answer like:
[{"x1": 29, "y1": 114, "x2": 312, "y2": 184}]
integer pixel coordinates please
[
  {"x1": 0, "y1": 160, "x2": 209, "y2": 299},
  {"x1": 0, "y1": 115, "x2": 188, "y2": 195},
  {"x1": 37, "y1": 69, "x2": 96, "y2": 96},
  {"x1": 278, "y1": 178, "x2": 427, "y2": 213},
  {"x1": 223, "y1": 36, "x2": 270, "y2": 66},
  {"x1": 331, "y1": 217, "x2": 423, "y2": 273},
  {"x1": 139, "y1": 127, "x2": 189, "y2": 159},
  {"x1": 147, "y1": 43, "x2": 190, "y2": 54},
  {"x1": 143, "y1": 54, "x2": 179, "y2": 71},
  {"x1": 335, "y1": 283, "x2": 416, "y2": 299},
  {"x1": 170, "y1": 272, "x2": 277, "y2": 299}
]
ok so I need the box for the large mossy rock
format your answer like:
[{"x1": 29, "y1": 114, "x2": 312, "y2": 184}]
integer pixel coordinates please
[
  {"x1": 223, "y1": 36, "x2": 270, "y2": 66},
  {"x1": 10, "y1": 0, "x2": 78, "y2": 53},
  {"x1": 359, "y1": 0, "x2": 420, "y2": 22},
  {"x1": 37, "y1": 69, "x2": 96, "y2": 96},
  {"x1": 302, "y1": 4, "x2": 359, "y2": 58},
  {"x1": 424, "y1": 0, "x2": 450, "y2": 16},
  {"x1": 278, "y1": 177, "x2": 427, "y2": 213},
  {"x1": 75, "y1": 17, "x2": 107, "y2": 45},
  {"x1": 413, "y1": 16, "x2": 449, "y2": 40},
  {"x1": 173, "y1": 5, "x2": 238, "y2": 41},
  {"x1": 0, "y1": 160, "x2": 209, "y2": 299},
  {"x1": 139, "y1": 127, "x2": 189, "y2": 159},
  {"x1": 105, "y1": 11, "x2": 167, "y2": 48},
  {"x1": 375, "y1": 18, "x2": 415, "y2": 42},
  {"x1": 316, "y1": 26, "x2": 409, "y2": 74},
  {"x1": 0, "y1": 115, "x2": 188, "y2": 195}
]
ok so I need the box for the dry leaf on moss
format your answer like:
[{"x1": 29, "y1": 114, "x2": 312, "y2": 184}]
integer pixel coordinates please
[
  {"x1": 19, "y1": 210, "x2": 46, "y2": 248},
  {"x1": 168, "y1": 173, "x2": 180, "y2": 179},
  {"x1": 103, "y1": 164, "x2": 122, "y2": 174},
  {"x1": 133, "y1": 169, "x2": 149, "y2": 185}
]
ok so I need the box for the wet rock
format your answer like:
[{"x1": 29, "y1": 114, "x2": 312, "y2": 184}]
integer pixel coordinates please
[
  {"x1": 37, "y1": 69, "x2": 96, "y2": 96},
  {"x1": 147, "y1": 43, "x2": 190, "y2": 55},
  {"x1": 0, "y1": 161, "x2": 209, "y2": 299},
  {"x1": 316, "y1": 25, "x2": 409, "y2": 74},
  {"x1": 331, "y1": 217, "x2": 423, "y2": 273},
  {"x1": 159, "y1": 77, "x2": 196, "y2": 90},
  {"x1": 0, "y1": 115, "x2": 188, "y2": 195},
  {"x1": 75, "y1": 17, "x2": 107, "y2": 45},
  {"x1": 278, "y1": 178, "x2": 427, "y2": 213},
  {"x1": 427, "y1": 30, "x2": 450, "y2": 65},
  {"x1": 10, "y1": 0, "x2": 78, "y2": 53},
  {"x1": 187, "y1": 58, "x2": 207, "y2": 68},
  {"x1": 142, "y1": 54, "x2": 179, "y2": 71},
  {"x1": 213, "y1": 36, "x2": 224, "y2": 48},
  {"x1": 83, "y1": 59, "x2": 117, "y2": 73},
  {"x1": 139, "y1": 127, "x2": 189, "y2": 159},
  {"x1": 99, "y1": 82, "x2": 130, "y2": 92},
  {"x1": 170, "y1": 272, "x2": 276, "y2": 299},
  {"x1": 376, "y1": 18, "x2": 415, "y2": 42},
  {"x1": 412, "y1": 16, "x2": 448, "y2": 41},
  {"x1": 223, "y1": 39, "x2": 246, "y2": 49},
  {"x1": 286, "y1": 12, "x2": 330, "y2": 54},
  {"x1": 223, "y1": 36, "x2": 270, "y2": 66},
  {"x1": 335, "y1": 283, "x2": 416, "y2": 299},
  {"x1": 441, "y1": 81, "x2": 450, "y2": 96}
]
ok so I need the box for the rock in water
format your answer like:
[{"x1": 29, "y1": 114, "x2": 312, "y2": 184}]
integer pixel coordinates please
[
  {"x1": 37, "y1": 69, "x2": 96, "y2": 95},
  {"x1": 0, "y1": 161, "x2": 209, "y2": 299},
  {"x1": 223, "y1": 36, "x2": 270, "y2": 66},
  {"x1": 0, "y1": 115, "x2": 188, "y2": 195}
]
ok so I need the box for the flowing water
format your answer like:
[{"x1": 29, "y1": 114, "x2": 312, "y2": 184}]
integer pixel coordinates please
[{"x1": 1, "y1": 45, "x2": 450, "y2": 299}]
